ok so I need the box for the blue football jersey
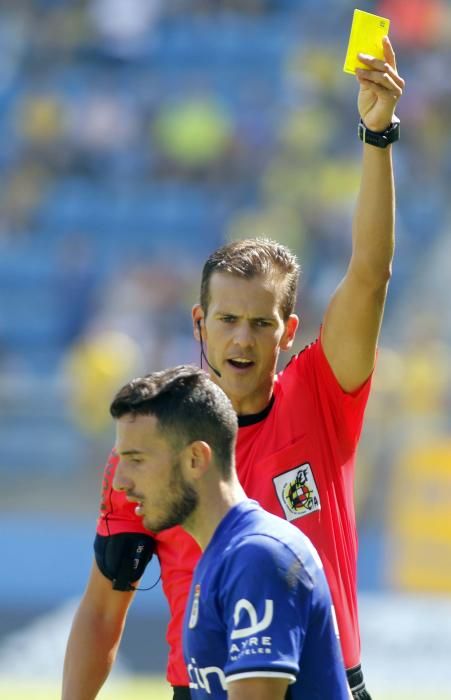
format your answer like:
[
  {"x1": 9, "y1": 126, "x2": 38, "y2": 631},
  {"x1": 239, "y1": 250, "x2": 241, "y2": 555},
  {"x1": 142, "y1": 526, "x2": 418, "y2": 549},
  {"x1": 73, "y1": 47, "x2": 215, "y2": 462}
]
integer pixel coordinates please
[{"x1": 183, "y1": 500, "x2": 349, "y2": 699}]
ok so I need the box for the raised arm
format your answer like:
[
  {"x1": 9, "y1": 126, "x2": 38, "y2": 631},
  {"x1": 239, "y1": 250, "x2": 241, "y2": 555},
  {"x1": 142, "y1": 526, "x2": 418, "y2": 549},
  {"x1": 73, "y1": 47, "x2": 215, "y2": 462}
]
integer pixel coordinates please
[
  {"x1": 321, "y1": 37, "x2": 405, "y2": 392},
  {"x1": 62, "y1": 560, "x2": 136, "y2": 700}
]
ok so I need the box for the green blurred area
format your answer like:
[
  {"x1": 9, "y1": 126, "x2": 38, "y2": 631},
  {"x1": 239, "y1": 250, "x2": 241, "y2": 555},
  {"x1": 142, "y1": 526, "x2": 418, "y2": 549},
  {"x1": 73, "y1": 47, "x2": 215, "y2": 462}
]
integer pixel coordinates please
[
  {"x1": 0, "y1": 677, "x2": 171, "y2": 700},
  {"x1": 0, "y1": 677, "x2": 442, "y2": 700}
]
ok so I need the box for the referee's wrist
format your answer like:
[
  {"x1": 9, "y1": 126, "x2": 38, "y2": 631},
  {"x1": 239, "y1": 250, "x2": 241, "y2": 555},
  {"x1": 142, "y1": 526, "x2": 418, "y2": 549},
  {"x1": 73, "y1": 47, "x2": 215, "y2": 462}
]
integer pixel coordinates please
[{"x1": 358, "y1": 116, "x2": 400, "y2": 149}]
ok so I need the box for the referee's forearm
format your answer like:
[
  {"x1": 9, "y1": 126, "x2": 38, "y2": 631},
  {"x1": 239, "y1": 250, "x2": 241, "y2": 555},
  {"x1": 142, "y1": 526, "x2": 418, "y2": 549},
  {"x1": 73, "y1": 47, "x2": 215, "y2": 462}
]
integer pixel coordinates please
[
  {"x1": 62, "y1": 603, "x2": 122, "y2": 699},
  {"x1": 351, "y1": 144, "x2": 395, "y2": 288}
]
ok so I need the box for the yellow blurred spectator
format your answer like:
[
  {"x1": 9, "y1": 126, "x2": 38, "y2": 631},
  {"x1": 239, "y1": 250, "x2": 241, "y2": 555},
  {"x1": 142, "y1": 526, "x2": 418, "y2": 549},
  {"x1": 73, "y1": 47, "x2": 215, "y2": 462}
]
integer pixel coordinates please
[
  {"x1": 278, "y1": 108, "x2": 334, "y2": 157},
  {"x1": 17, "y1": 95, "x2": 66, "y2": 144},
  {"x1": 388, "y1": 439, "x2": 451, "y2": 592},
  {"x1": 63, "y1": 331, "x2": 144, "y2": 435},
  {"x1": 153, "y1": 97, "x2": 233, "y2": 168},
  {"x1": 286, "y1": 46, "x2": 346, "y2": 94},
  {"x1": 399, "y1": 340, "x2": 449, "y2": 417},
  {"x1": 226, "y1": 204, "x2": 305, "y2": 254}
]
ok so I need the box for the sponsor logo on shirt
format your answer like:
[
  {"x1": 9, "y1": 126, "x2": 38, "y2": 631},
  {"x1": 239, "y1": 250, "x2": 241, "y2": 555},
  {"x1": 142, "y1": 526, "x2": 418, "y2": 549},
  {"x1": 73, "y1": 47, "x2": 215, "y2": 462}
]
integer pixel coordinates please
[
  {"x1": 231, "y1": 598, "x2": 273, "y2": 639},
  {"x1": 228, "y1": 598, "x2": 274, "y2": 662},
  {"x1": 229, "y1": 634, "x2": 273, "y2": 662},
  {"x1": 188, "y1": 583, "x2": 201, "y2": 629},
  {"x1": 187, "y1": 657, "x2": 227, "y2": 693},
  {"x1": 273, "y1": 463, "x2": 321, "y2": 521}
]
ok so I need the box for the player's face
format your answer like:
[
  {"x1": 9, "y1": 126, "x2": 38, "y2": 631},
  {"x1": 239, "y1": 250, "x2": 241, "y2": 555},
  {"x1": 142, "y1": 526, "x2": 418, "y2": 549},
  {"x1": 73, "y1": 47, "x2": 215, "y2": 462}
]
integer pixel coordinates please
[
  {"x1": 113, "y1": 414, "x2": 198, "y2": 533},
  {"x1": 197, "y1": 272, "x2": 298, "y2": 414}
]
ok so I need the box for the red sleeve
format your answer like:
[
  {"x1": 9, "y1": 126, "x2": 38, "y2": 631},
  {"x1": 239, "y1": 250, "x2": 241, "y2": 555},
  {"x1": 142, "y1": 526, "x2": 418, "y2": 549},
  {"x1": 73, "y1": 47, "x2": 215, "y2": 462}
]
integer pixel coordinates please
[
  {"x1": 293, "y1": 336, "x2": 373, "y2": 455},
  {"x1": 96, "y1": 450, "x2": 151, "y2": 536}
]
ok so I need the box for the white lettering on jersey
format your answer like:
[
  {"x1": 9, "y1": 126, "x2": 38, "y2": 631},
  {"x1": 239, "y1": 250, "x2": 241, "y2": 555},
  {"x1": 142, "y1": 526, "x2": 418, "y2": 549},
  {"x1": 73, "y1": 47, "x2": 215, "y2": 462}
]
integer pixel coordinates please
[
  {"x1": 187, "y1": 658, "x2": 227, "y2": 694},
  {"x1": 230, "y1": 598, "x2": 274, "y2": 639},
  {"x1": 229, "y1": 634, "x2": 273, "y2": 662}
]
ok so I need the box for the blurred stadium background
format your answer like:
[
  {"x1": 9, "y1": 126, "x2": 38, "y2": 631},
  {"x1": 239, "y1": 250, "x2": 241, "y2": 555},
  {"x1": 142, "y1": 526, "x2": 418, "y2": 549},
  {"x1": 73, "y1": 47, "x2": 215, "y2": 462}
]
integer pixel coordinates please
[{"x1": 0, "y1": 0, "x2": 450, "y2": 698}]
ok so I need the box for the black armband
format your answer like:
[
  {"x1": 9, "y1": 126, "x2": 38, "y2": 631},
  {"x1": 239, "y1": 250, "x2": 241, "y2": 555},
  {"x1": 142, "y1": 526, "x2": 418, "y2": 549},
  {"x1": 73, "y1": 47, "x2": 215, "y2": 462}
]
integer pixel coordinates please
[{"x1": 94, "y1": 532, "x2": 155, "y2": 591}]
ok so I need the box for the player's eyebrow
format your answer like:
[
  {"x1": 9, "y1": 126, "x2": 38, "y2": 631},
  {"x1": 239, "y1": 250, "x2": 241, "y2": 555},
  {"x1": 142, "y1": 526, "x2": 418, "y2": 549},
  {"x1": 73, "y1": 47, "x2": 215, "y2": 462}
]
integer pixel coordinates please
[{"x1": 118, "y1": 449, "x2": 145, "y2": 456}]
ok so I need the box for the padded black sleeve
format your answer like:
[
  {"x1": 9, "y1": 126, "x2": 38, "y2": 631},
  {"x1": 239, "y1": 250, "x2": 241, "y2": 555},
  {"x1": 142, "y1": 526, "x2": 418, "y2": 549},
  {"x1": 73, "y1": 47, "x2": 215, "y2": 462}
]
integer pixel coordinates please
[{"x1": 94, "y1": 532, "x2": 155, "y2": 591}]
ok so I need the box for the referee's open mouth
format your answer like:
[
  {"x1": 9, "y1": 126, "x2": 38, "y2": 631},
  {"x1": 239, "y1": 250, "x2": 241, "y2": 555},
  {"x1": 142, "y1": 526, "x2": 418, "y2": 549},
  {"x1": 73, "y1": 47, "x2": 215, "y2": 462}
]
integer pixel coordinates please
[{"x1": 227, "y1": 358, "x2": 255, "y2": 371}]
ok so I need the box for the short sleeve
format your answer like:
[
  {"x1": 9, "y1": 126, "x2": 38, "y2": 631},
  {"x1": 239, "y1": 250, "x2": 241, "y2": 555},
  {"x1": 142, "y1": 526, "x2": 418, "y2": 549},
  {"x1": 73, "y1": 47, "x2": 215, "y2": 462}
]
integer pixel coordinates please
[
  {"x1": 218, "y1": 535, "x2": 311, "y2": 684},
  {"x1": 96, "y1": 450, "x2": 150, "y2": 536},
  {"x1": 292, "y1": 336, "x2": 373, "y2": 454}
]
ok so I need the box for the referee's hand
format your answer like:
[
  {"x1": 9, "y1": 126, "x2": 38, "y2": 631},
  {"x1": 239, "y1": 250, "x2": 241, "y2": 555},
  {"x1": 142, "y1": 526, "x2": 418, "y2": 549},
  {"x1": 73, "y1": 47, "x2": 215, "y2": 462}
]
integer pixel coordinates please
[{"x1": 356, "y1": 36, "x2": 405, "y2": 132}]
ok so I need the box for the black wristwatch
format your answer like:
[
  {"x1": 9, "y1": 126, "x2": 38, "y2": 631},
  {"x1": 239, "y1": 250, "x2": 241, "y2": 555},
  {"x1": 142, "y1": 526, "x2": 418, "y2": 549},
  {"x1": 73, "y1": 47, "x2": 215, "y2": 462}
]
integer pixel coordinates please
[{"x1": 358, "y1": 115, "x2": 400, "y2": 148}]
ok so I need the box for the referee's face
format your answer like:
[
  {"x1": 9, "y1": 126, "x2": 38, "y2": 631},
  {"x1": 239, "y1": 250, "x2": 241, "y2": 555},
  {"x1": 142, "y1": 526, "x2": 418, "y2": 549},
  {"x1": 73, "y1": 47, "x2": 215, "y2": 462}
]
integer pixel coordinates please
[
  {"x1": 197, "y1": 272, "x2": 298, "y2": 415},
  {"x1": 114, "y1": 413, "x2": 198, "y2": 533}
]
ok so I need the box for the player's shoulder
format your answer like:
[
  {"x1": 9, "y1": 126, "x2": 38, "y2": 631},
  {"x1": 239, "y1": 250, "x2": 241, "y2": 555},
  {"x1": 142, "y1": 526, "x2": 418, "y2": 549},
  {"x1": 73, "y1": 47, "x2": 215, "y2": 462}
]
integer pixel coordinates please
[
  {"x1": 223, "y1": 507, "x2": 322, "y2": 584},
  {"x1": 221, "y1": 533, "x2": 319, "y2": 599}
]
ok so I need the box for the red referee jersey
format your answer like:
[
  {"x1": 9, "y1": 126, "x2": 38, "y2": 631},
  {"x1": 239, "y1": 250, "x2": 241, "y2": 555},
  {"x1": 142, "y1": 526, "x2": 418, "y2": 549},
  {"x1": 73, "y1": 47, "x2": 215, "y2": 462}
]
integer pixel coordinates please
[{"x1": 97, "y1": 336, "x2": 371, "y2": 685}]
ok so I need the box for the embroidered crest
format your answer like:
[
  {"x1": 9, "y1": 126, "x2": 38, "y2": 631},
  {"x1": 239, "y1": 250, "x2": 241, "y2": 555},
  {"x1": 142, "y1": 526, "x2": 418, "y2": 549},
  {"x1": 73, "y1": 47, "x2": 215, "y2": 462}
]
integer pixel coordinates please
[
  {"x1": 273, "y1": 463, "x2": 321, "y2": 521},
  {"x1": 188, "y1": 583, "x2": 201, "y2": 629}
]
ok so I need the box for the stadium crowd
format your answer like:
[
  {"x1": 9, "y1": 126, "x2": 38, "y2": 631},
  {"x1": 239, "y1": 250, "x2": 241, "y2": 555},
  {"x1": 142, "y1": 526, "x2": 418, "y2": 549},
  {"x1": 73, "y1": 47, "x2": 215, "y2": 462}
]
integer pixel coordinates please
[{"x1": 0, "y1": 0, "x2": 450, "y2": 593}]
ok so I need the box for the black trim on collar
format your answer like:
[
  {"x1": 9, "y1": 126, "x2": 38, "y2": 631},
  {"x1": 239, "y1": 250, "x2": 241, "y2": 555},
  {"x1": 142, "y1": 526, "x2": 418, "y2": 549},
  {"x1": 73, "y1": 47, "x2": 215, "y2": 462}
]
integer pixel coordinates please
[{"x1": 238, "y1": 394, "x2": 275, "y2": 427}]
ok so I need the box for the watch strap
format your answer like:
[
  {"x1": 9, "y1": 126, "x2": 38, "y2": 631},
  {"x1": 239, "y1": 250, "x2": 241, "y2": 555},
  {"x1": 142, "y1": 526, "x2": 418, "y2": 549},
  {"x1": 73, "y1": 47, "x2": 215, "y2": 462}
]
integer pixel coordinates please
[{"x1": 358, "y1": 115, "x2": 400, "y2": 148}]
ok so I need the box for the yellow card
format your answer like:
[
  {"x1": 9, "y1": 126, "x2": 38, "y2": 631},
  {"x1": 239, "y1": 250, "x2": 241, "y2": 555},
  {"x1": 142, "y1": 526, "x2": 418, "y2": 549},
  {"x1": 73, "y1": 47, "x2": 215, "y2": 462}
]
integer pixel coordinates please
[{"x1": 343, "y1": 9, "x2": 390, "y2": 75}]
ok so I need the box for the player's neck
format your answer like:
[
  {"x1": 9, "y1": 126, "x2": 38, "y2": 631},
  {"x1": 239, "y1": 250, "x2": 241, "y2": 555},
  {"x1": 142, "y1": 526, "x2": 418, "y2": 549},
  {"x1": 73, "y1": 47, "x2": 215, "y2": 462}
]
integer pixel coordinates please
[{"x1": 183, "y1": 477, "x2": 246, "y2": 551}]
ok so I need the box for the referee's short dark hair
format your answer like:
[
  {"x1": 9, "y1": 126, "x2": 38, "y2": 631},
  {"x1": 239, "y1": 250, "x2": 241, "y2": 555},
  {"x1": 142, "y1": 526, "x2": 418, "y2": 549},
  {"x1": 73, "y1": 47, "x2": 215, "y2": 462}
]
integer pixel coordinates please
[
  {"x1": 110, "y1": 365, "x2": 238, "y2": 478},
  {"x1": 200, "y1": 237, "x2": 300, "y2": 321}
]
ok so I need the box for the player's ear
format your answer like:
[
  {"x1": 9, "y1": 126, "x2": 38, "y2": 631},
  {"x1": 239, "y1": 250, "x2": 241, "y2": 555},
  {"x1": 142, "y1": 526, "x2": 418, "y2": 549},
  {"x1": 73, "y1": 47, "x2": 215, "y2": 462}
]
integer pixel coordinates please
[
  {"x1": 182, "y1": 440, "x2": 211, "y2": 480},
  {"x1": 280, "y1": 314, "x2": 299, "y2": 351},
  {"x1": 192, "y1": 305, "x2": 204, "y2": 341}
]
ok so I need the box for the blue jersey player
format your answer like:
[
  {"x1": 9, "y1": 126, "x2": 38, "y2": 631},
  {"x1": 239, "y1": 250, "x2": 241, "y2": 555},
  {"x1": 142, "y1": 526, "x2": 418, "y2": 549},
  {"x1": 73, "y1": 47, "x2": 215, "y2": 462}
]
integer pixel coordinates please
[
  {"x1": 111, "y1": 365, "x2": 351, "y2": 699},
  {"x1": 183, "y1": 500, "x2": 350, "y2": 699}
]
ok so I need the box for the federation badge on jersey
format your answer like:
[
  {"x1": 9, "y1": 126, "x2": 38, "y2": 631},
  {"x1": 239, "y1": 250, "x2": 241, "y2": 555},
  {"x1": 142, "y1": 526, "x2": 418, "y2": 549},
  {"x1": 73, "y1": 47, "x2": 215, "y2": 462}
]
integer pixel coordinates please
[
  {"x1": 273, "y1": 463, "x2": 321, "y2": 521},
  {"x1": 188, "y1": 584, "x2": 201, "y2": 629}
]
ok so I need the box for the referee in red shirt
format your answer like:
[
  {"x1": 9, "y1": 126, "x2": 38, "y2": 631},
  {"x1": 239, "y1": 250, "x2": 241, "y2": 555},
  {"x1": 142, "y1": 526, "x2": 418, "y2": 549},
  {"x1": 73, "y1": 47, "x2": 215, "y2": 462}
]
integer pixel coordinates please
[{"x1": 62, "y1": 38, "x2": 404, "y2": 700}]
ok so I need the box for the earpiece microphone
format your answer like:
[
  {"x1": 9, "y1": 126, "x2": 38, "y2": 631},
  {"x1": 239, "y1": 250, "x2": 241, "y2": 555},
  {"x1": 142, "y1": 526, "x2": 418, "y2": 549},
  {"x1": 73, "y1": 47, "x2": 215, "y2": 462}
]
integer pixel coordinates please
[{"x1": 197, "y1": 321, "x2": 222, "y2": 378}]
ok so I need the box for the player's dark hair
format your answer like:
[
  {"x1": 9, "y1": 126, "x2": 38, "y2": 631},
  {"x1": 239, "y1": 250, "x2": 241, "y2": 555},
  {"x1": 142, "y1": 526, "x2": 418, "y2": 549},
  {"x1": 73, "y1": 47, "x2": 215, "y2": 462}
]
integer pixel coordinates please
[
  {"x1": 200, "y1": 238, "x2": 300, "y2": 321},
  {"x1": 110, "y1": 365, "x2": 238, "y2": 478}
]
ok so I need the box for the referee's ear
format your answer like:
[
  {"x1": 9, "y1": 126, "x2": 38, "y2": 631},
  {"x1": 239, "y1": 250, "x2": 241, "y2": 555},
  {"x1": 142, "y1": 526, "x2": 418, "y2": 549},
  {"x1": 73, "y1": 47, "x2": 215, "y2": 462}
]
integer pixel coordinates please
[
  {"x1": 192, "y1": 304, "x2": 204, "y2": 341},
  {"x1": 280, "y1": 314, "x2": 299, "y2": 351},
  {"x1": 181, "y1": 440, "x2": 212, "y2": 481}
]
